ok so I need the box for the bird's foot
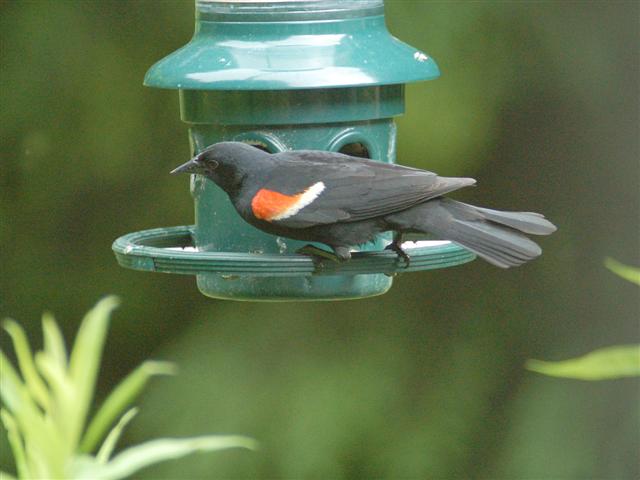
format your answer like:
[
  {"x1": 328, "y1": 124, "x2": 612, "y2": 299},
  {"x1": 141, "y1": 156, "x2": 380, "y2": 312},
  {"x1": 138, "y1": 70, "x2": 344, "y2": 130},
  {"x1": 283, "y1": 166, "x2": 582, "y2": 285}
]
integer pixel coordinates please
[
  {"x1": 385, "y1": 241, "x2": 411, "y2": 268},
  {"x1": 296, "y1": 244, "x2": 343, "y2": 263}
]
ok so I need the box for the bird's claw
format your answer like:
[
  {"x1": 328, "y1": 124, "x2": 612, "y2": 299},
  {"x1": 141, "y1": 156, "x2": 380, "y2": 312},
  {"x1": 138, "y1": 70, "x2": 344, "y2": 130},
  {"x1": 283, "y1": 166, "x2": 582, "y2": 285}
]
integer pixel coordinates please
[
  {"x1": 385, "y1": 242, "x2": 411, "y2": 268},
  {"x1": 296, "y1": 244, "x2": 341, "y2": 263}
]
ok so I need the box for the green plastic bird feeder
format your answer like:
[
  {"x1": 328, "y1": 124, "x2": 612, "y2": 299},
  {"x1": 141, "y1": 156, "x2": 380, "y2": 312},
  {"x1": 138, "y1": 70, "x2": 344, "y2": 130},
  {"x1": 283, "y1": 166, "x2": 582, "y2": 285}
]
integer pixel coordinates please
[{"x1": 112, "y1": 0, "x2": 475, "y2": 301}]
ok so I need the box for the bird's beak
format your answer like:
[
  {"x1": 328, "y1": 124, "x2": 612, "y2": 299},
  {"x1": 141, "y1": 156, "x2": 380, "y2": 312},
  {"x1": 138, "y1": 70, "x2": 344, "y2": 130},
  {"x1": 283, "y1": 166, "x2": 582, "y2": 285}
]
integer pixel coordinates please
[{"x1": 170, "y1": 156, "x2": 202, "y2": 175}]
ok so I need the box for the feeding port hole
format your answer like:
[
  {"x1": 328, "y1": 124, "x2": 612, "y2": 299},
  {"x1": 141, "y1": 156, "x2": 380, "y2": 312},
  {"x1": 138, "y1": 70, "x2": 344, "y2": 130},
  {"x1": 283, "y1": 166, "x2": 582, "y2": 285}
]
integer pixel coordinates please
[{"x1": 339, "y1": 142, "x2": 370, "y2": 159}]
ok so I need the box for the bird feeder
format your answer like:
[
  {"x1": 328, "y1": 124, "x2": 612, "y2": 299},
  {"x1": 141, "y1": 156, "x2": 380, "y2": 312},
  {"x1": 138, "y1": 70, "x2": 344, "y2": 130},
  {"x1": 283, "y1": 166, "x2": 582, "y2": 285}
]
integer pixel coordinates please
[{"x1": 112, "y1": 0, "x2": 475, "y2": 301}]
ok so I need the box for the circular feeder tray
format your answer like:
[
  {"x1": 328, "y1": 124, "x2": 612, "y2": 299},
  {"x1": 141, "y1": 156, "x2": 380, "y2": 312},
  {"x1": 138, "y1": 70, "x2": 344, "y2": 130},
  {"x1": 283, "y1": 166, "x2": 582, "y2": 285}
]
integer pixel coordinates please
[{"x1": 112, "y1": 226, "x2": 476, "y2": 277}]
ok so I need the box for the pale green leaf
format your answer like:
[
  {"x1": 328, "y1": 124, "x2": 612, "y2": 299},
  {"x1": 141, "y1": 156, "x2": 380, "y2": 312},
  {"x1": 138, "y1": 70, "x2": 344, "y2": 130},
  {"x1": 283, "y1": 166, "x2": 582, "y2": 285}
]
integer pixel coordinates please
[
  {"x1": 42, "y1": 312, "x2": 68, "y2": 370},
  {"x1": 0, "y1": 470, "x2": 18, "y2": 480},
  {"x1": 35, "y1": 352, "x2": 74, "y2": 403},
  {"x1": 25, "y1": 445, "x2": 56, "y2": 480},
  {"x1": 1, "y1": 410, "x2": 29, "y2": 479},
  {"x1": 70, "y1": 436, "x2": 257, "y2": 480},
  {"x1": 80, "y1": 361, "x2": 176, "y2": 454},
  {"x1": 0, "y1": 350, "x2": 25, "y2": 414},
  {"x1": 96, "y1": 408, "x2": 138, "y2": 464},
  {"x1": 527, "y1": 344, "x2": 640, "y2": 380},
  {"x1": 35, "y1": 351, "x2": 77, "y2": 448},
  {"x1": 0, "y1": 350, "x2": 61, "y2": 477},
  {"x1": 68, "y1": 296, "x2": 120, "y2": 448},
  {"x1": 605, "y1": 257, "x2": 640, "y2": 285},
  {"x1": 2, "y1": 319, "x2": 50, "y2": 410}
]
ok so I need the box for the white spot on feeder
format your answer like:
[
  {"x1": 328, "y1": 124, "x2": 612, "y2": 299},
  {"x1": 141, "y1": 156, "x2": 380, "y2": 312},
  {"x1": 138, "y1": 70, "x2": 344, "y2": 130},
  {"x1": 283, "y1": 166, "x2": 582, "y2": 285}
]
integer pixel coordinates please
[
  {"x1": 276, "y1": 237, "x2": 288, "y2": 254},
  {"x1": 401, "y1": 240, "x2": 451, "y2": 249},
  {"x1": 166, "y1": 246, "x2": 199, "y2": 252},
  {"x1": 413, "y1": 51, "x2": 428, "y2": 62}
]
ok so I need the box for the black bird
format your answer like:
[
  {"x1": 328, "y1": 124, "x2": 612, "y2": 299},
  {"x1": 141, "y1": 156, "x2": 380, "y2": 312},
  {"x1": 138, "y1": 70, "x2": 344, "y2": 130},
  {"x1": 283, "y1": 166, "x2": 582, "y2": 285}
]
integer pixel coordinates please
[{"x1": 171, "y1": 142, "x2": 556, "y2": 268}]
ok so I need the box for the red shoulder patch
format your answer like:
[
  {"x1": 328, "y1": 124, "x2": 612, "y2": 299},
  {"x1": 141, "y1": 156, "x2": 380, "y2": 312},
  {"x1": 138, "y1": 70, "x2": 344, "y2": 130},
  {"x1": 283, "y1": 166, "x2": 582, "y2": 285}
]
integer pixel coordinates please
[{"x1": 251, "y1": 188, "x2": 302, "y2": 221}]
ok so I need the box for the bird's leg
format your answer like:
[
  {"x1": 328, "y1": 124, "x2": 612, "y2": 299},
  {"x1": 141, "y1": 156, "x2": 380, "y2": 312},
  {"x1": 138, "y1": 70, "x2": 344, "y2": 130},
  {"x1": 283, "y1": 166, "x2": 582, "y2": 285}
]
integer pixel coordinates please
[
  {"x1": 296, "y1": 244, "x2": 342, "y2": 263},
  {"x1": 385, "y1": 233, "x2": 411, "y2": 268},
  {"x1": 331, "y1": 246, "x2": 352, "y2": 262}
]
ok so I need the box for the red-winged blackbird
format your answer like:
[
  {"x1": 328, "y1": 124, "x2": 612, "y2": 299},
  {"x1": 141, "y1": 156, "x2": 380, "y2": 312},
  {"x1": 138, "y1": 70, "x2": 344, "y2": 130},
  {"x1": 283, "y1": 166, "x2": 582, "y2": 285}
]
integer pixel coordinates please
[{"x1": 171, "y1": 142, "x2": 556, "y2": 268}]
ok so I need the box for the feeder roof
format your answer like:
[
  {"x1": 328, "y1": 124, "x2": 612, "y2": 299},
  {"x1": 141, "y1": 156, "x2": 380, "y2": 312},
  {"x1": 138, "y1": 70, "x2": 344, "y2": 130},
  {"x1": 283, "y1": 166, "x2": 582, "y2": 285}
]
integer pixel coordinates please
[{"x1": 144, "y1": 5, "x2": 440, "y2": 90}]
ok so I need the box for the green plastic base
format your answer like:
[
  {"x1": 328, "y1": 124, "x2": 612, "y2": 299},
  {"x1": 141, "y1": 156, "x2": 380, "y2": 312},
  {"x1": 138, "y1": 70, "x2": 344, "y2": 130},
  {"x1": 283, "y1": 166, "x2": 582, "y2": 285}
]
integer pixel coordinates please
[
  {"x1": 196, "y1": 272, "x2": 392, "y2": 302},
  {"x1": 112, "y1": 226, "x2": 476, "y2": 301}
]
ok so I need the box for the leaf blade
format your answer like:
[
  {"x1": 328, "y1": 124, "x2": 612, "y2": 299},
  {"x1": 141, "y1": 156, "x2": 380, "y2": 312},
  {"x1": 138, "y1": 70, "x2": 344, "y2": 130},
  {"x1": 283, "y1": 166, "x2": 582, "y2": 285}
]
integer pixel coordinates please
[
  {"x1": 0, "y1": 470, "x2": 18, "y2": 480},
  {"x1": 0, "y1": 350, "x2": 61, "y2": 477},
  {"x1": 71, "y1": 436, "x2": 257, "y2": 480},
  {"x1": 526, "y1": 344, "x2": 640, "y2": 380},
  {"x1": 2, "y1": 319, "x2": 50, "y2": 410},
  {"x1": 80, "y1": 361, "x2": 176, "y2": 454},
  {"x1": 68, "y1": 296, "x2": 120, "y2": 448},
  {"x1": 0, "y1": 409, "x2": 30, "y2": 479},
  {"x1": 34, "y1": 351, "x2": 77, "y2": 451},
  {"x1": 96, "y1": 408, "x2": 139, "y2": 464},
  {"x1": 605, "y1": 257, "x2": 640, "y2": 285},
  {"x1": 42, "y1": 312, "x2": 68, "y2": 370}
]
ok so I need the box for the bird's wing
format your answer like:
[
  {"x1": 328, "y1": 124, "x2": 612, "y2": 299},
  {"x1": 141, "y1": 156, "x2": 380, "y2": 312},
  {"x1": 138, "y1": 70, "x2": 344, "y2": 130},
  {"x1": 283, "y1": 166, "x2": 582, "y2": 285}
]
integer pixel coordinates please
[{"x1": 248, "y1": 154, "x2": 475, "y2": 228}]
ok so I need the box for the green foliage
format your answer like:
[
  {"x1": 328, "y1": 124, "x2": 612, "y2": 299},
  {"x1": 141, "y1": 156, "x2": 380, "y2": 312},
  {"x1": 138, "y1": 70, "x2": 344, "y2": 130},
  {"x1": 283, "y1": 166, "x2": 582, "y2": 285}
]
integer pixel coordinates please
[
  {"x1": 526, "y1": 345, "x2": 640, "y2": 380},
  {"x1": 605, "y1": 257, "x2": 640, "y2": 286},
  {"x1": 0, "y1": 297, "x2": 256, "y2": 479},
  {"x1": 79, "y1": 361, "x2": 177, "y2": 454},
  {"x1": 70, "y1": 436, "x2": 257, "y2": 480},
  {"x1": 527, "y1": 259, "x2": 640, "y2": 381}
]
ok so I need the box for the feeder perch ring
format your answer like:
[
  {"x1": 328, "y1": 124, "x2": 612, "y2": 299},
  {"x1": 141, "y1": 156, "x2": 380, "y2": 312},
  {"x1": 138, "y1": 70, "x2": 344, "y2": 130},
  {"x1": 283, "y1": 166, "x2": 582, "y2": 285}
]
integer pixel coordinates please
[{"x1": 113, "y1": 226, "x2": 476, "y2": 277}]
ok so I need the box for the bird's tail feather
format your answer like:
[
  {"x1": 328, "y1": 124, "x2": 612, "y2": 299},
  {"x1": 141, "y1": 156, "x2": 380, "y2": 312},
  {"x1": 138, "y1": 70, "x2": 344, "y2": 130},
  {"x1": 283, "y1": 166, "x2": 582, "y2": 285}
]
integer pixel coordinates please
[
  {"x1": 440, "y1": 214, "x2": 544, "y2": 268},
  {"x1": 463, "y1": 203, "x2": 556, "y2": 235},
  {"x1": 394, "y1": 198, "x2": 556, "y2": 268}
]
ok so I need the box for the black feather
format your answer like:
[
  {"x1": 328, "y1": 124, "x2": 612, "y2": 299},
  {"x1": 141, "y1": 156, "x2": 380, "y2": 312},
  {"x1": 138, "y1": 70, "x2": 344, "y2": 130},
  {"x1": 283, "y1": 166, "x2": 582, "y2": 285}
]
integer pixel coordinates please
[{"x1": 176, "y1": 142, "x2": 557, "y2": 268}]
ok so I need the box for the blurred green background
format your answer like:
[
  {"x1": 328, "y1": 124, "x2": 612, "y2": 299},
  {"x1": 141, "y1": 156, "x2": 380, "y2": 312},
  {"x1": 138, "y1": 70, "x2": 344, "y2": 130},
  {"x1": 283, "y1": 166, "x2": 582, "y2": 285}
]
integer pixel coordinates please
[{"x1": 1, "y1": 0, "x2": 638, "y2": 478}]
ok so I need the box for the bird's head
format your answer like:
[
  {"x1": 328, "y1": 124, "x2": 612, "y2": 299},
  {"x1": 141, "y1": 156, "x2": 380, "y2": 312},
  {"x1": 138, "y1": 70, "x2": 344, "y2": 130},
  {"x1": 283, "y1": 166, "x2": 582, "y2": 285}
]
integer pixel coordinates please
[{"x1": 171, "y1": 142, "x2": 270, "y2": 194}]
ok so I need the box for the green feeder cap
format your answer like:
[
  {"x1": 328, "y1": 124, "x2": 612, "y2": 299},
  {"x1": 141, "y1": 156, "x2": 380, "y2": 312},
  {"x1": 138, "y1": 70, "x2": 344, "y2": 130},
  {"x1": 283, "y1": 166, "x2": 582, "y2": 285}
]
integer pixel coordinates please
[{"x1": 144, "y1": 0, "x2": 440, "y2": 90}]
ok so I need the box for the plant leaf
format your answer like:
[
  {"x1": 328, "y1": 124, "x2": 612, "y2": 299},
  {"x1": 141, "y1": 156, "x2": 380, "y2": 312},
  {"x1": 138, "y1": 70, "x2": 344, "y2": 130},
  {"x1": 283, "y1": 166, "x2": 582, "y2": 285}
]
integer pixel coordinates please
[
  {"x1": 0, "y1": 470, "x2": 18, "y2": 480},
  {"x1": 1, "y1": 409, "x2": 29, "y2": 479},
  {"x1": 80, "y1": 361, "x2": 176, "y2": 454},
  {"x1": 2, "y1": 319, "x2": 50, "y2": 410},
  {"x1": 70, "y1": 436, "x2": 257, "y2": 480},
  {"x1": 527, "y1": 344, "x2": 640, "y2": 380},
  {"x1": 605, "y1": 257, "x2": 640, "y2": 285},
  {"x1": 0, "y1": 350, "x2": 61, "y2": 477},
  {"x1": 96, "y1": 408, "x2": 138, "y2": 464},
  {"x1": 0, "y1": 350, "x2": 27, "y2": 414},
  {"x1": 68, "y1": 296, "x2": 120, "y2": 448},
  {"x1": 42, "y1": 312, "x2": 68, "y2": 370},
  {"x1": 35, "y1": 351, "x2": 77, "y2": 449}
]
